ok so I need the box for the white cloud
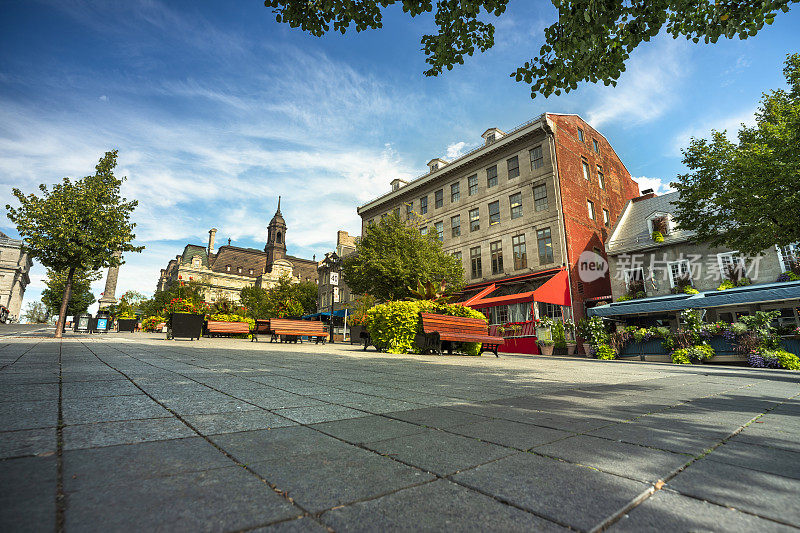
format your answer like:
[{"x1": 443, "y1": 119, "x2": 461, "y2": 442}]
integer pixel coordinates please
[
  {"x1": 671, "y1": 107, "x2": 758, "y2": 156},
  {"x1": 99, "y1": 95, "x2": 108, "y2": 102},
  {"x1": 586, "y1": 35, "x2": 690, "y2": 128},
  {"x1": 446, "y1": 141, "x2": 467, "y2": 159},
  {"x1": 633, "y1": 176, "x2": 675, "y2": 195}
]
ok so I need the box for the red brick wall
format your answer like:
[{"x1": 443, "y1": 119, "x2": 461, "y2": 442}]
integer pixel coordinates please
[{"x1": 548, "y1": 114, "x2": 640, "y2": 320}]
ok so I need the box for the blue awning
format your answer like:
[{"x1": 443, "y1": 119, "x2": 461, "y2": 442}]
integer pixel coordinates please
[
  {"x1": 589, "y1": 280, "x2": 800, "y2": 318},
  {"x1": 301, "y1": 309, "x2": 349, "y2": 319}
]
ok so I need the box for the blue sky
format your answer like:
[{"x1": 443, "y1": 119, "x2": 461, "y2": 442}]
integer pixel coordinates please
[{"x1": 1, "y1": 0, "x2": 798, "y2": 315}]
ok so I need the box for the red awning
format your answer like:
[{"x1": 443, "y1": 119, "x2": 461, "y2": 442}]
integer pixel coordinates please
[
  {"x1": 459, "y1": 284, "x2": 497, "y2": 306},
  {"x1": 470, "y1": 291, "x2": 536, "y2": 309},
  {"x1": 532, "y1": 269, "x2": 571, "y2": 307}
]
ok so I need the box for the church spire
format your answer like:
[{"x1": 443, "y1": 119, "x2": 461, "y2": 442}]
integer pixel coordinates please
[
  {"x1": 265, "y1": 196, "x2": 287, "y2": 269},
  {"x1": 276, "y1": 196, "x2": 281, "y2": 215}
]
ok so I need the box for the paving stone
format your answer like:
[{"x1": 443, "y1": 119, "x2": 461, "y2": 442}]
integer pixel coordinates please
[
  {"x1": 0, "y1": 427, "x2": 57, "y2": 459},
  {"x1": 62, "y1": 394, "x2": 171, "y2": 425},
  {"x1": 611, "y1": 489, "x2": 792, "y2": 532},
  {"x1": 183, "y1": 410, "x2": 298, "y2": 435},
  {"x1": 449, "y1": 419, "x2": 572, "y2": 450},
  {"x1": 237, "y1": 392, "x2": 328, "y2": 410},
  {"x1": 160, "y1": 394, "x2": 260, "y2": 416},
  {"x1": 668, "y1": 458, "x2": 800, "y2": 526},
  {"x1": 0, "y1": 400, "x2": 56, "y2": 431},
  {"x1": 730, "y1": 424, "x2": 800, "y2": 453},
  {"x1": 272, "y1": 404, "x2": 368, "y2": 424},
  {"x1": 588, "y1": 423, "x2": 719, "y2": 455},
  {"x1": 321, "y1": 479, "x2": 566, "y2": 532},
  {"x1": 62, "y1": 379, "x2": 144, "y2": 398},
  {"x1": 252, "y1": 517, "x2": 328, "y2": 532},
  {"x1": 63, "y1": 417, "x2": 196, "y2": 450},
  {"x1": 363, "y1": 429, "x2": 517, "y2": 476},
  {"x1": 310, "y1": 415, "x2": 427, "y2": 443},
  {"x1": 340, "y1": 398, "x2": 425, "y2": 414},
  {"x1": 0, "y1": 383, "x2": 59, "y2": 402},
  {"x1": 63, "y1": 437, "x2": 231, "y2": 491},
  {"x1": 0, "y1": 455, "x2": 56, "y2": 532},
  {"x1": 706, "y1": 440, "x2": 800, "y2": 480},
  {"x1": 65, "y1": 466, "x2": 301, "y2": 532},
  {"x1": 452, "y1": 452, "x2": 650, "y2": 531},
  {"x1": 385, "y1": 406, "x2": 490, "y2": 428},
  {"x1": 249, "y1": 446, "x2": 434, "y2": 512},
  {"x1": 210, "y1": 426, "x2": 354, "y2": 464}
]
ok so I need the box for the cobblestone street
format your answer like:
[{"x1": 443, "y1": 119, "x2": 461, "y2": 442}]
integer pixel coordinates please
[{"x1": 2, "y1": 334, "x2": 799, "y2": 532}]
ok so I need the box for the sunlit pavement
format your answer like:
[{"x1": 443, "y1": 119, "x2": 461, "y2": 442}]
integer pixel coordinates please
[{"x1": 1, "y1": 333, "x2": 799, "y2": 532}]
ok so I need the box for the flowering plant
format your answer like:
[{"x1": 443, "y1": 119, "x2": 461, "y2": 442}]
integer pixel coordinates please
[{"x1": 162, "y1": 298, "x2": 208, "y2": 316}]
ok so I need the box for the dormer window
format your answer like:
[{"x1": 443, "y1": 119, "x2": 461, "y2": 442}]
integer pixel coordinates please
[
  {"x1": 647, "y1": 213, "x2": 673, "y2": 237},
  {"x1": 486, "y1": 133, "x2": 495, "y2": 143},
  {"x1": 237, "y1": 266, "x2": 242, "y2": 274},
  {"x1": 427, "y1": 159, "x2": 447, "y2": 173},
  {"x1": 226, "y1": 265, "x2": 231, "y2": 272},
  {"x1": 192, "y1": 256, "x2": 200, "y2": 267},
  {"x1": 248, "y1": 268, "x2": 254, "y2": 275},
  {"x1": 482, "y1": 128, "x2": 505, "y2": 146}
]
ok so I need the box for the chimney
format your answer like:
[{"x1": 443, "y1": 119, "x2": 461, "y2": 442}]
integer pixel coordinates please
[
  {"x1": 632, "y1": 189, "x2": 657, "y2": 202},
  {"x1": 208, "y1": 228, "x2": 217, "y2": 255}
]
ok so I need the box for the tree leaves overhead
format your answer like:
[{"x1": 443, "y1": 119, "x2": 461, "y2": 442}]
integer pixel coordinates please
[
  {"x1": 671, "y1": 53, "x2": 800, "y2": 256},
  {"x1": 263, "y1": 0, "x2": 796, "y2": 98}
]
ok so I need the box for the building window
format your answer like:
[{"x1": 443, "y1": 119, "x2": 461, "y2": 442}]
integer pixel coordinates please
[
  {"x1": 420, "y1": 226, "x2": 428, "y2": 236},
  {"x1": 582, "y1": 160, "x2": 590, "y2": 180},
  {"x1": 668, "y1": 259, "x2": 692, "y2": 288},
  {"x1": 507, "y1": 156, "x2": 520, "y2": 179},
  {"x1": 587, "y1": 200, "x2": 595, "y2": 220},
  {"x1": 592, "y1": 138, "x2": 600, "y2": 153},
  {"x1": 226, "y1": 265, "x2": 231, "y2": 272},
  {"x1": 468, "y1": 174, "x2": 478, "y2": 195},
  {"x1": 603, "y1": 208, "x2": 610, "y2": 227},
  {"x1": 451, "y1": 182, "x2": 460, "y2": 203},
  {"x1": 435, "y1": 189, "x2": 443, "y2": 209},
  {"x1": 451, "y1": 215, "x2": 461, "y2": 237},
  {"x1": 777, "y1": 243, "x2": 799, "y2": 271},
  {"x1": 452, "y1": 251, "x2": 462, "y2": 262},
  {"x1": 717, "y1": 252, "x2": 746, "y2": 281},
  {"x1": 490, "y1": 241, "x2": 503, "y2": 275},
  {"x1": 237, "y1": 266, "x2": 242, "y2": 273},
  {"x1": 624, "y1": 267, "x2": 646, "y2": 294},
  {"x1": 533, "y1": 183, "x2": 548, "y2": 211},
  {"x1": 470, "y1": 246, "x2": 482, "y2": 279},
  {"x1": 248, "y1": 268, "x2": 253, "y2": 275},
  {"x1": 419, "y1": 196, "x2": 428, "y2": 214},
  {"x1": 509, "y1": 192, "x2": 522, "y2": 219},
  {"x1": 469, "y1": 208, "x2": 480, "y2": 232},
  {"x1": 192, "y1": 257, "x2": 200, "y2": 267},
  {"x1": 406, "y1": 202, "x2": 413, "y2": 218},
  {"x1": 578, "y1": 128, "x2": 585, "y2": 142},
  {"x1": 530, "y1": 146, "x2": 544, "y2": 170},
  {"x1": 435, "y1": 221, "x2": 444, "y2": 242},
  {"x1": 597, "y1": 167, "x2": 605, "y2": 189},
  {"x1": 537, "y1": 228, "x2": 553, "y2": 264},
  {"x1": 487, "y1": 165, "x2": 498, "y2": 188},
  {"x1": 488, "y1": 200, "x2": 500, "y2": 225},
  {"x1": 512, "y1": 234, "x2": 527, "y2": 269}
]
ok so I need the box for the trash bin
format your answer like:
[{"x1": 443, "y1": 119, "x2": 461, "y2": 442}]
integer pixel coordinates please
[{"x1": 75, "y1": 313, "x2": 91, "y2": 333}]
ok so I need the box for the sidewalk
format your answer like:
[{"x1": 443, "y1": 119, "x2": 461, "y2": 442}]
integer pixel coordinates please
[{"x1": 1, "y1": 334, "x2": 799, "y2": 531}]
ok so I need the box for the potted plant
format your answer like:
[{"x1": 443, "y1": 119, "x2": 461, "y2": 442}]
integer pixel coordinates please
[
  {"x1": 563, "y1": 319, "x2": 578, "y2": 355},
  {"x1": 163, "y1": 298, "x2": 207, "y2": 340},
  {"x1": 116, "y1": 313, "x2": 137, "y2": 332},
  {"x1": 536, "y1": 316, "x2": 554, "y2": 355},
  {"x1": 552, "y1": 321, "x2": 568, "y2": 355},
  {"x1": 538, "y1": 338, "x2": 555, "y2": 355}
]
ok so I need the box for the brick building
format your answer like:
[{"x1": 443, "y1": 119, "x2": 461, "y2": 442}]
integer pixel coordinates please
[
  {"x1": 356, "y1": 113, "x2": 640, "y2": 348},
  {"x1": 157, "y1": 199, "x2": 318, "y2": 303}
]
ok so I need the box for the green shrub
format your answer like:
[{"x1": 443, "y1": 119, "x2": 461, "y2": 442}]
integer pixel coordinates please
[
  {"x1": 632, "y1": 327, "x2": 648, "y2": 343},
  {"x1": 717, "y1": 280, "x2": 735, "y2": 291},
  {"x1": 652, "y1": 231, "x2": 664, "y2": 242},
  {"x1": 671, "y1": 345, "x2": 715, "y2": 364},
  {"x1": 671, "y1": 349, "x2": 692, "y2": 364},
  {"x1": 595, "y1": 344, "x2": 616, "y2": 360},
  {"x1": 141, "y1": 316, "x2": 164, "y2": 332},
  {"x1": 366, "y1": 300, "x2": 487, "y2": 356},
  {"x1": 538, "y1": 338, "x2": 555, "y2": 346},
  {"x1": 552, "y1": 321, "x2": 567, "y2": 349},
  {"x1": 209, "y1": 314, "x2": 255, "y2": 327},
  {"x1": 774, "y1": 350, "x2": 800, "y2": 370},
  {"x1": 729, "y1": 322, "x2": 748, "y2": 335}
]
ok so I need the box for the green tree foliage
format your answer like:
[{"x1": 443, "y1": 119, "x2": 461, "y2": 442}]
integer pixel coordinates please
[
  {"x1": 107, "y1": 290, "x2": 147, "y2": 319},
  {"x1": 140, "y1": 279, "x2": 205, "y2": 318},
  {"x1": 672, "y1": 53, "x2": 800, "y2": 256},
  {"x1": 22, "y1": 301, "x2": 50, "y2": 324},
  {"x1": 342, "y1": 214, "x2": 464, "y2": 302},
  {"x1": 263, "y1": 0, "x2": 794, "y2": 98},
  {"x1": 41, "y1": 269, "x2": 101, "y2": 317},
  {"x1": 6, "y1": 150, "x2": 144, "y2": 337},
  {"x1": 239, "y1": 275, "x2": 316, "y2": 319}
]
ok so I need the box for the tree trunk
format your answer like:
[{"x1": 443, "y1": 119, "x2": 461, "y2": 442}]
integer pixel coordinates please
[{"x1": 54, "y1": 266, "x2": 76, "y2": 339}]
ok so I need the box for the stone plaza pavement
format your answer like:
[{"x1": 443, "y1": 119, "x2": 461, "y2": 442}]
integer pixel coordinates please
[{"x1": 1, "y1": 334, "x2": 799, "y2": 532}]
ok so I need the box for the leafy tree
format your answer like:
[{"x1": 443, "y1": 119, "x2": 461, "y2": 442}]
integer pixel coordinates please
[
  {"x1": 672, "y1": 53, "x2": 800, "y2": 256},
  {"x1": 240, "y1": 275, "x2": 316, "y2": 319},
  {"x1": 107, "y1": 290, "x2": 147, "y2": 318},
  {"x1": 22, "y1": 301, "x2": 50, "y2": 324},
  {"x1": 263, "y1": 0, "x2": 794, "y2": 98},
  {"x1": 140, "y1": 279, "x2": 205, "y2": 318},
  {"x1": 341, "y1": 214, "x2": 464, "y2": 302},
  {"x1": 6, "y1": 150, "x2": 144, "y2": 337},
  {"x1": 41, "y1": 269, "x2": 101, "y2": 317}
]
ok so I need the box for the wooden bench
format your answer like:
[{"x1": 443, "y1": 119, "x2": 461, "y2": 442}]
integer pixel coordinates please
[
  {"x1": 268, "y1": 319, "x2": 327, "y2": 344},
  {"x1": 417, "y1": 313, "x2": 504, "y2": 357},
  {"x1": 206, "y1": 320, "x2": 250, "y2": 337},
  {"x1": 251, "y1": 319, "x2": 271, "y2": 342}
]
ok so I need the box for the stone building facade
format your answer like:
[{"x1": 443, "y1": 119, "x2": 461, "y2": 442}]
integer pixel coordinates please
[
  {"x1": 156, "y1": 199, "x2": 318, "y2": 303},
  {"x1": 356, "y1": 113, "x2": 640, "y2": 322},
  {"x1": 0, "y1": 231, "x2": 33, "y2": 322},
  {"x1": 317, "y1": 230, "x2": 359, "y2": 313}
]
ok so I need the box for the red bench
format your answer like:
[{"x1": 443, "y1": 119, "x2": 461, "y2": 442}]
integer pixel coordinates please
[
  {"x1": 251, "y1": 319, "x2": 271, "y2": 342},
  {"x1": 206, "y1": 320, "x2": 250, "y2": 337},
  {"x1": 268, "y1": 319, "x2": 327, "y2": 344},
  {"x1": 418, "y1": 313, "x2": 504, "y2": 357}
]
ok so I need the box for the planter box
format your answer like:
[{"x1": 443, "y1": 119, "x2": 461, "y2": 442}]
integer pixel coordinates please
[
  {"x1": 620, "y1": 339, "x2": 666, "y2": 357},
  {"x1": 780, "y1": 337, "x2": 800, "y2": 357},
  {"x1": 117, "y1": 318, "x2": 137, "y2": 332},
  {"x1": 708, "y1": 336, "x2": 737, "y2": 356},
  {"x1": 349, "y1": 325, "x2": 366, "y2": 344},
  {"x1": 538, "y1": 343, "x2": 554, "y2": 356},
  {"x1": 168, "y1": 313, "x2": 204, "y2": 340}
]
